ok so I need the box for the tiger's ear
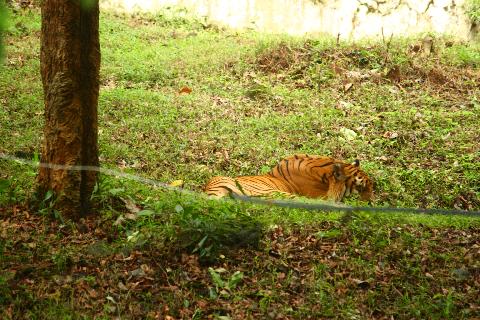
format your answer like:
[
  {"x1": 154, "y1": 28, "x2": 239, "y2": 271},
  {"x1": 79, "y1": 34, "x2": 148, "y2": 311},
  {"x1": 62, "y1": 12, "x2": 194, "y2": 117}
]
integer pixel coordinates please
[
  {"x1": 333, "y1": 163, "x2": 346, "y2": 181},
  {"x1": 352, "y1": 159, "x2": 360, "y2": 167}
]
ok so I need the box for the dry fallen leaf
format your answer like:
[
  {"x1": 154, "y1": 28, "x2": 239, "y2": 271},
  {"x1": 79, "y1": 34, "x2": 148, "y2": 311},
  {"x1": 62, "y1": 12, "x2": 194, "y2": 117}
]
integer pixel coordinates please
[
  {"x1": 169, "y1": 180, "x2": 183, "y2": 187},
  {"x1": 88, "y1": 289, "x2": 98, "y2": 298},
  {"x1": 223, "y1": 149, "x2": 229, "y2": 161},
  {"x1": 113, "y1": 215, "x2": 125, "y2": 226},
  {"x1": 332, "y1": 62, "x2": 344, "y2": 75},
  {"x1": 386, "y1": 65, "x2": 401, "y2": 82},
  {"x1": 179, "y1": 86, "x2": 192, "y2": 94},
  {"x1": 383, "y1": 131, "x2": 398, "y2": 139},
  {"x1": 124, "y1": 213, "x2": 137, "y2": 221},
  {"x1": 120, "y1": 197, "x2": 140, "y2": 214},
  {"x1": 118, "y1": 281, "x2": 128, "y2": 291}
]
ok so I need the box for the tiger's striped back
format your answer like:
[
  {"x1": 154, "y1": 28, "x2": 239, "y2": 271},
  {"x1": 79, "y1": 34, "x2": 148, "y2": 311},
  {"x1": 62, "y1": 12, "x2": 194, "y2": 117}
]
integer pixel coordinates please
[
  {"x1": 269, "y1": 154, "x2": 373, "y2": 201},
  {"x1": 204, "y1": 154, "x2": 373, "y2": 202}
]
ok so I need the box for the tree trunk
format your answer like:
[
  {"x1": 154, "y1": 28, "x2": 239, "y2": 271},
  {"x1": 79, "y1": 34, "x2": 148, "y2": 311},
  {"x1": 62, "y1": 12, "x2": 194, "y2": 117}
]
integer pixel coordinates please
[{"x1": 38, "y1": 0, "x2": 100, "y2": 219}]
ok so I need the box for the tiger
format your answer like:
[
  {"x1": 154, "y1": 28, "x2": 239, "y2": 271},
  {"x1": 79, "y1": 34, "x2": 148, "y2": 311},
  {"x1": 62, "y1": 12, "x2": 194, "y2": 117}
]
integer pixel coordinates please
[{"x1": 204, "y1": 154, "x2": 373, "y2": 202}]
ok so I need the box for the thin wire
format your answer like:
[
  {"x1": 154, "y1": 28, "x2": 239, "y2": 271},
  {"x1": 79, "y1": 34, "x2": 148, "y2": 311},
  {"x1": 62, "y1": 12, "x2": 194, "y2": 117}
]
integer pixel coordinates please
[
  {"x1": 0, "y1": 152, "x2": 197, "y2": 195},
  {"x1": 1, "y1": 152, "x2": 480, "y2": 217},
  {"x1": 231, "y1": 194, "x2": 480, "y2": 217}
]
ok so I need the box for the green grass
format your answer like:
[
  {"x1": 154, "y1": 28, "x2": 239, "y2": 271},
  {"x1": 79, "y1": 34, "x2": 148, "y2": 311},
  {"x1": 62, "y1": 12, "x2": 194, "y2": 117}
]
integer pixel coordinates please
[
  {"x1": 1, "y1": 7, "x2": 479, "y2": 210},
  {"x1": 1, "y1": 5, "x2": 480, "y2": 319},
  {"x1": 465, "y1": 0, "x2": 480, "y2": 24}
]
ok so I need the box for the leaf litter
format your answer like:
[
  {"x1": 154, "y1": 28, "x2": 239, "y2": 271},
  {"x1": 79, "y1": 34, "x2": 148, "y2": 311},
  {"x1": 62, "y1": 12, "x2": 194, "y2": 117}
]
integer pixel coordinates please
[{"x1": 1, "y1": 205, "x2": 479, "y2": 319}]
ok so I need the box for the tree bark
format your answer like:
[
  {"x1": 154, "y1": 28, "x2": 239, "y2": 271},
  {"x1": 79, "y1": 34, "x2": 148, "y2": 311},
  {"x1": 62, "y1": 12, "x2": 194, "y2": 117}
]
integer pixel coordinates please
[{"x1": 38, "y1": 0, "x2": 100, "y2": 219}]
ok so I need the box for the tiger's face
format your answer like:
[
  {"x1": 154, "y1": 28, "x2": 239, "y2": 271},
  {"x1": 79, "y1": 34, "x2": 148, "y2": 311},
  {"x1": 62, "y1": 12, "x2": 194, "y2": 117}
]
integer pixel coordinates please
[{"x1": 350, "y1": 161, "x2": 374, "y2": 201}]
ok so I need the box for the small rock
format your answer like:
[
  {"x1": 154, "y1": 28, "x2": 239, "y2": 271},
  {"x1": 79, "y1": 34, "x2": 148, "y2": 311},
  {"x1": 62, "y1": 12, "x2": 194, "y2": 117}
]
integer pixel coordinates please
[
  {"x1": 452, "y1": 268, "x2": 470, "y2": 281},
  {"x1": 130, "y1": 268, "x2": 146, "y2": 277},
  {"x1": 340, "y1": 127, "x2": 357, "y2": 141}
]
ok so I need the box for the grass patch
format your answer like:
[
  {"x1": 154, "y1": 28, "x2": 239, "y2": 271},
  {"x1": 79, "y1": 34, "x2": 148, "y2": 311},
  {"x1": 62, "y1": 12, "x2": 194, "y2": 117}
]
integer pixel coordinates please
[
  {"x1": 1, "y1": 6, "x2": 479, "y2": 210},
  {"x1": 465, "y1": 0, "x2": 480, "y2": 24}
]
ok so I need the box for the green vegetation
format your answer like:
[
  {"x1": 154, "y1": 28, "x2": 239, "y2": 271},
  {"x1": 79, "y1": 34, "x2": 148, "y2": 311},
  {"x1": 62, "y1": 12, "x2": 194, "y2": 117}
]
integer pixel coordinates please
[
  {"x1": 1, "y1": 4, "x2": 480, "y2": 319},
  {"x1": 465, "y1": 0, "x2": 480, "y2": 23}
]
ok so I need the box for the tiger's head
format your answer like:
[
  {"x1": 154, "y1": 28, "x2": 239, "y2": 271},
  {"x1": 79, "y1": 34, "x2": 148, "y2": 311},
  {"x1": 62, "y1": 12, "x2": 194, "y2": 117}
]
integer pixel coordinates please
[{"x1": 348, "y1": 159, "x2": 374, "y2": 202}]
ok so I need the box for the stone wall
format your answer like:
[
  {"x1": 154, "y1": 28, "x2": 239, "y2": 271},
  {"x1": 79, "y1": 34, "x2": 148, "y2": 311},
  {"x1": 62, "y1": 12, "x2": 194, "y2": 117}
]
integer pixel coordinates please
[{"x1": 101, "y1": 0, "x2": 479, "y2": 40}]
